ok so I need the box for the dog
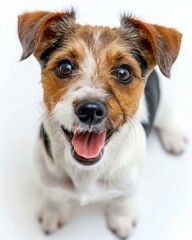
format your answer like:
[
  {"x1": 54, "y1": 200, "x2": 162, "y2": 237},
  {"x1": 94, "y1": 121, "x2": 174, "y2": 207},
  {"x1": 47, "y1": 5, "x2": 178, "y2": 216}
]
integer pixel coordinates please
[{"x1": 18, "y1": 9, "x2": 187, "y2": 239}]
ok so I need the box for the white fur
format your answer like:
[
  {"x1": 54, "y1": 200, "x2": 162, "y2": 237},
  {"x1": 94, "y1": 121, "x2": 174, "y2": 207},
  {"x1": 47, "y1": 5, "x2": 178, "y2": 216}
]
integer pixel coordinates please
[
  {"x1": 36, "y1": 116, "x2": 146, "y2": 236},
  {"x1": 93, "y1": 31, "x2": 101, "y2": 42},
  {"x1": 105, "y1": 196, "x2": 137, "y2": 238}
]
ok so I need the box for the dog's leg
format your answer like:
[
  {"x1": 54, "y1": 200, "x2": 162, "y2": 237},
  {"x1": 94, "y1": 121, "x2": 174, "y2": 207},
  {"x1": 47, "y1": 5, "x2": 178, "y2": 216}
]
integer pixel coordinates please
[
  {"x1": 104, "y1": 195, "x2": 137, "y2": 239},
  {"x1": 38, "y1": 187, "x2": 72, "y2": 235},
  {"x1": 154, "y1": 77, "x2": 188, "y2": 155},
  {"x1": 34, "y1": 136, "x2": 73, "y2": 235}
]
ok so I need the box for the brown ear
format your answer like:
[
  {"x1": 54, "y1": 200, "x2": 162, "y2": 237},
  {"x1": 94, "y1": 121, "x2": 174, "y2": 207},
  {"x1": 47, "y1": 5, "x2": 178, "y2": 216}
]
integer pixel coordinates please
[
  {"x1": 18, "y1": 10, "x2": 76, "y2": 60},
  {"x1": 120, "y1": 16, "x2": 182, "y2": 78}
]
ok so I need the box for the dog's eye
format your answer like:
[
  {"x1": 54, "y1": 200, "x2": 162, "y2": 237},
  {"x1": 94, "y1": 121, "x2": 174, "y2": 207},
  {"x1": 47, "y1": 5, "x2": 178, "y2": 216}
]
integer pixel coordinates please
[
  {"x1": 56, "y1": 59, "x2": 74, "y2": 78},
  {"x1": 115, "y1": 65, "x2": 132, "y2": 84}
]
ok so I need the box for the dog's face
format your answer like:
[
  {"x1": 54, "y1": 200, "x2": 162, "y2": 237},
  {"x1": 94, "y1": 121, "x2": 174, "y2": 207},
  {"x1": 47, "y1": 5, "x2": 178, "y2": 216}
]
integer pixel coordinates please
[{"x1": 18, "y1": 10, "x2": 182, "y2": 166}]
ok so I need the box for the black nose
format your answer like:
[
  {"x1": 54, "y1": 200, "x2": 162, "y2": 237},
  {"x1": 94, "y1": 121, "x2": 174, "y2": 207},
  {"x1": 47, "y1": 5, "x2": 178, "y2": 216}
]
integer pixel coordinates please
[{"x1": 75, "y1": 101, "x2": 107, "y2": 125}]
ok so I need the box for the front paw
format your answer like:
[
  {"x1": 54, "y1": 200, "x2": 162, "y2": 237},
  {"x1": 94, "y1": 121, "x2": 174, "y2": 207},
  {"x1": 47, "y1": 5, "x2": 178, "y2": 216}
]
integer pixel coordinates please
[
  {"x1": 37, "y1": 196, "x2": 72, "y2": 235},
  {"x1": 38, "y1": 206, "x2": 66, "y2": 235},
  {"x1": 106, "y1": 213, "x2": 137, "y2": 239}
]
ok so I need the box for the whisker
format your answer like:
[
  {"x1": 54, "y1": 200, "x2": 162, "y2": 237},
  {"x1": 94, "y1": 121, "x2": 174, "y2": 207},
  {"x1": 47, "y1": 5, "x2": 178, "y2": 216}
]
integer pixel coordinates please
[
  {"x1": 129, "y1": 115, "x2": 143, "y2": 138},
  {"x1": 32, "y1": 111, "x2": 49, "y2": 129},
  {"x1": 32, "y1": 100, "x2": 56, "y2": 129},
  {"x1": 127, "y1": 116, "x2": 137, "y2": 141}
]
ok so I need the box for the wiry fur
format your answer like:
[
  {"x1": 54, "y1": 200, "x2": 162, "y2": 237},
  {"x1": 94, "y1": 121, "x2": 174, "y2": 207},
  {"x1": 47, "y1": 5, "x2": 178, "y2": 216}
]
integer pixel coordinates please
[{"x1": 18, "y1": 10, "x2": 187, "y2": 239}]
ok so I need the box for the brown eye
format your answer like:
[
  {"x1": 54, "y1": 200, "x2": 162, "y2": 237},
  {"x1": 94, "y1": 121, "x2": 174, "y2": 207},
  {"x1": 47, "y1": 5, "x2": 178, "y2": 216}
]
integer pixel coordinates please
[
  {"x1": 115, "y1": 65, "x2": 132, "y2": 84},
  {"x1": 56, "y1": 59, "x2": 74, "y2": 78}
]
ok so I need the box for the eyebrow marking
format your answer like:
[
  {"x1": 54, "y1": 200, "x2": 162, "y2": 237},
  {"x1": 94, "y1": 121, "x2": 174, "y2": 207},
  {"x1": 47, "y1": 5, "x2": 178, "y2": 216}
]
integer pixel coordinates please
[
  {"x1": 131, "y1": 49, "x2": 148, "y2": 77},
  {"x1": 40, "y1": 40, "x2": 63, "y2": 69}
]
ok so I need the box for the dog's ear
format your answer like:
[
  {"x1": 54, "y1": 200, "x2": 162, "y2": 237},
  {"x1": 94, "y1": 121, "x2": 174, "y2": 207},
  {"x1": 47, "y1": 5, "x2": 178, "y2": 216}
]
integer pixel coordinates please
[
  {"x1": 120, "y1": 16, "x2": 182, "y2": 78},
  {"x1": 18, "y1": 10, "x2": 76, "y2": 61}
]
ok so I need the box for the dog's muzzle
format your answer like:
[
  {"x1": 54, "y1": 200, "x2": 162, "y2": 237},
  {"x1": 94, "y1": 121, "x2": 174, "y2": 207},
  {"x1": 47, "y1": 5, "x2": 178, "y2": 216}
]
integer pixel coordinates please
[{"x1": 61, "y1": 100, "x2": 114, "y2": 166}]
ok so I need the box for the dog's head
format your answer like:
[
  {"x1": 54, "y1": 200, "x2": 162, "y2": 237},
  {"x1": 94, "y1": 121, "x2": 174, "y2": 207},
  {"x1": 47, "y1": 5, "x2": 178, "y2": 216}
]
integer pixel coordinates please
[{"x1": 18, "y1": 10, "x2": 182, "y2": 166}]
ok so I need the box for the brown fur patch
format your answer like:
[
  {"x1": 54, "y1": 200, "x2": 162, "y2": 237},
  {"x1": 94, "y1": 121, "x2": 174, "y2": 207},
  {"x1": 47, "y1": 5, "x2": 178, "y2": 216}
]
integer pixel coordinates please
[
  {"x1": 18, "y1": 11, "x2": 76, "y2": 60},
  {"x1": 41, "y1": 39, "x2": 90, "y2": 111},
  {"x1": 105, "y1": 78, "x2": 144, "y2": 129}
]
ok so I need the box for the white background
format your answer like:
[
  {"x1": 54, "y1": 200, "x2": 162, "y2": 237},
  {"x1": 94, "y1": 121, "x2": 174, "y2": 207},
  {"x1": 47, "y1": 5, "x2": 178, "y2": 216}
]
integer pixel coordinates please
[{"x1": 0, "y1": 0, "x2": 192, "y2": 239}]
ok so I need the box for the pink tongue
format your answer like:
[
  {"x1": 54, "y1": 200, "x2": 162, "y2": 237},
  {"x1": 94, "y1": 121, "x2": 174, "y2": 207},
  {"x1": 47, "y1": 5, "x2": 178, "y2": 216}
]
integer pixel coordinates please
[{"x1": 72, "y1": 131, "x2": 106, "y2": 159}]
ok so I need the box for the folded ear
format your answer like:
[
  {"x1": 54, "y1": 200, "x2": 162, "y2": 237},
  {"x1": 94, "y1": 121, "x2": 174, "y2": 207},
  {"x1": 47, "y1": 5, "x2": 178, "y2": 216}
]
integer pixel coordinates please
[
  {"x1": 18, "y1": 10, "x2": 76, "y2": 60},
  {"x1": 120, "y1": 16, "x2": 182, "y2": 78}
]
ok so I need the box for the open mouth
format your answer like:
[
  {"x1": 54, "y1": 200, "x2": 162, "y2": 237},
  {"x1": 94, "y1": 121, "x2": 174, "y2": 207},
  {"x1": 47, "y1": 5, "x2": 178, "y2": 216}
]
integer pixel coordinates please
[{"x1": 61, "y1": 126, "x2": 113, "y2": 166}]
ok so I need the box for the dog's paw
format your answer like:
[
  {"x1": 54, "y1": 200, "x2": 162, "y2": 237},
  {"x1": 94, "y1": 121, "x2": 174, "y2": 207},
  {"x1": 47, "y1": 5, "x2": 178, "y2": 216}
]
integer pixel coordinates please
[
  {"x1": 158, "y1": 128, "x2": 188, "y2": 155},
  {"x1": 107, "y1": 214, "x2": 137, "y2": 239},
  {"x1": 38, "y1": 206, "x2": 66, "y2": 235},
  {"x1": 37, "y1": 197, "x2": 72, "y2": 235}
]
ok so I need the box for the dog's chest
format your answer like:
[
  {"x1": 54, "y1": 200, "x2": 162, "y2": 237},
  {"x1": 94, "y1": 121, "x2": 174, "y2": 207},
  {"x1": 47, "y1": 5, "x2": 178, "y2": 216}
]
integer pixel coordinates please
[
  {"x1": 63, "y1": 170, "x2": 138, "y2": 205},
  {"x1": 74, "y1": 180, "x2": 124, "y2": 205}
]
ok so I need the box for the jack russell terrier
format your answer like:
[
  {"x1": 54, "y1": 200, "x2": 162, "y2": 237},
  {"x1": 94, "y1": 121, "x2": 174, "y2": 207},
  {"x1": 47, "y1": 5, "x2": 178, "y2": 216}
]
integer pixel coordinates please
[{"x1": 18, "y1": 9, "x2": 187, "y2": 239}]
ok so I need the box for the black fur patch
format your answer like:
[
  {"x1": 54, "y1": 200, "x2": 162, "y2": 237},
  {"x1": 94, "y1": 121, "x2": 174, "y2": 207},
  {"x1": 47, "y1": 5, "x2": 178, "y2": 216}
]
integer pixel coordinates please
[
  {"x1": 40, "y1": 124, "x2": 53, "y2": 160},
  {"x1": 131, "y1": 49, "x2": 148, "y2": 77},
  {"x1": 142, "y1": 70, "x2": 160, "y2": 136},
  {"x1": 40, "y1": 41, "x2": 63, "y2": 68}
]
